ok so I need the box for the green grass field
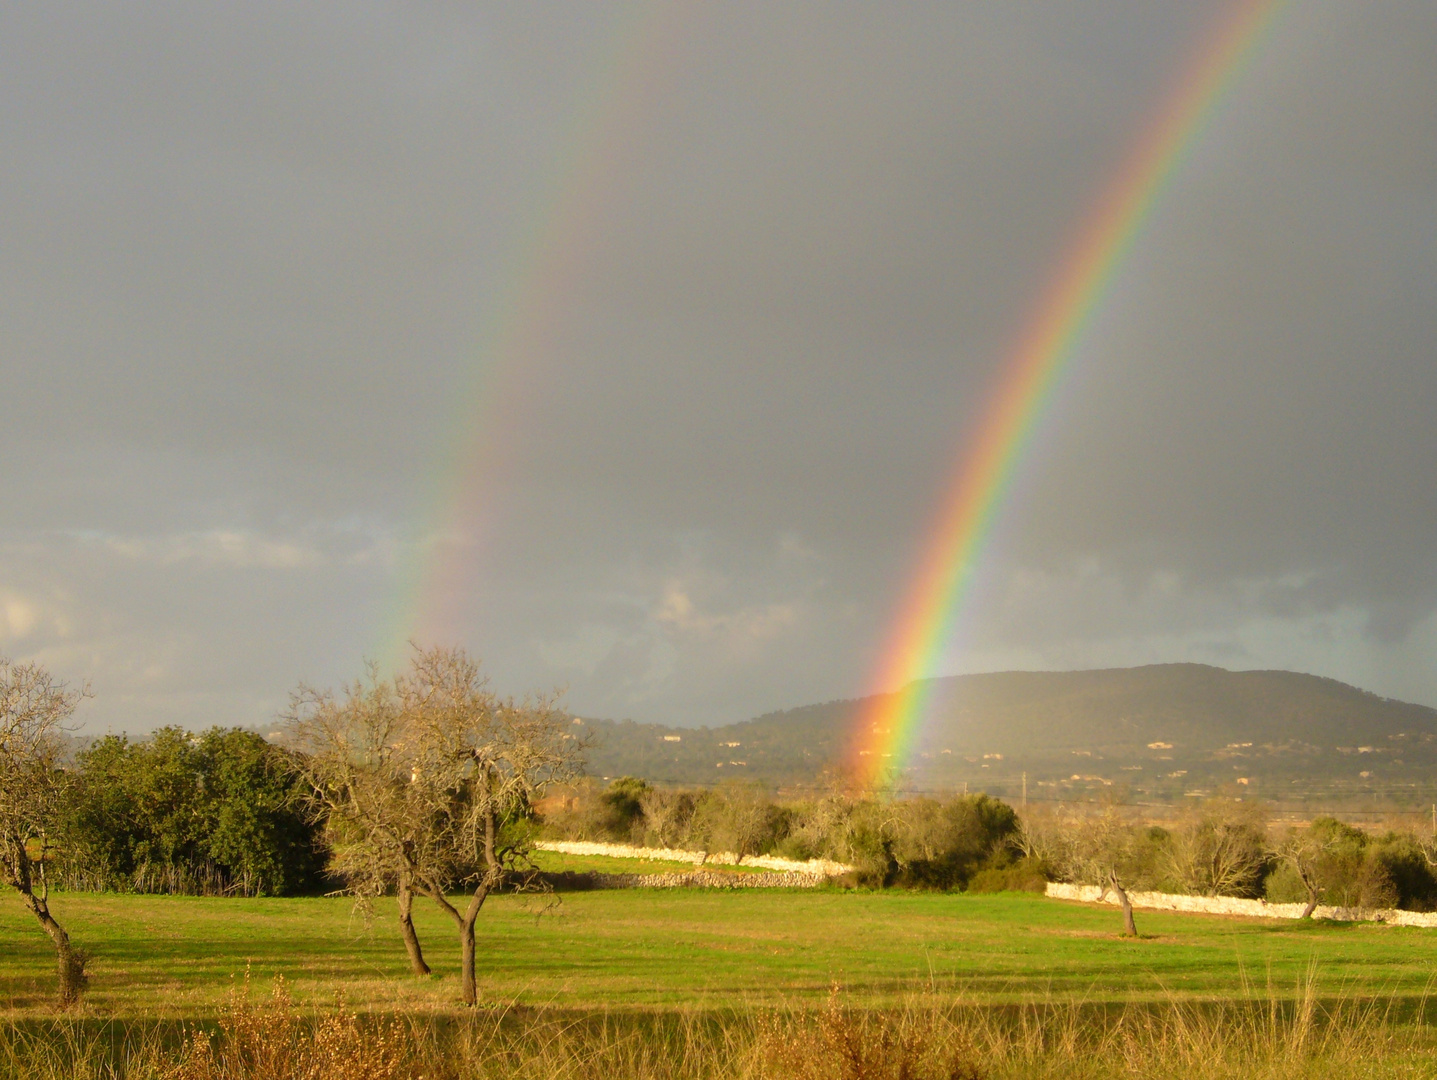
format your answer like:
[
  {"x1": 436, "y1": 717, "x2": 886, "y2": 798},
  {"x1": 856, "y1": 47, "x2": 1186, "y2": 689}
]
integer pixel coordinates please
[{"x1": 6, "y1": 884, "x2": 1437, "y2": 1020}]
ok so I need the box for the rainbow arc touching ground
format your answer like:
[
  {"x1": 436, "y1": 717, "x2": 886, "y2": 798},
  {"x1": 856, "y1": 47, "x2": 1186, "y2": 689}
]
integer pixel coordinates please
[{"x1": 850, "y1": 0, "x2": 1286, "y2": 785}]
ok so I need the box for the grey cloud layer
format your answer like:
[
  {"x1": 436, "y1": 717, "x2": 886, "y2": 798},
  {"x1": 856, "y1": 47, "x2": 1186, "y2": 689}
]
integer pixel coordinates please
[{"x1": 1, "y1": 2, "x2": 1433, "y2": 730}]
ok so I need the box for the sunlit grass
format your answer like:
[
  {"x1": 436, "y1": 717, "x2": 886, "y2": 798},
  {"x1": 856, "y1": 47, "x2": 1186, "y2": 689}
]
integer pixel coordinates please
[{"x1": 6, "y1": 890, "x2": 1437, "y2": 1020}]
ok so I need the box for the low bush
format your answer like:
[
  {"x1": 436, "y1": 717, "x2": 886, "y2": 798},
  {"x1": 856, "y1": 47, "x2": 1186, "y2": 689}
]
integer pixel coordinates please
[{"x1": 966, "y1": 856, "x2": 1050, "y2": 894}]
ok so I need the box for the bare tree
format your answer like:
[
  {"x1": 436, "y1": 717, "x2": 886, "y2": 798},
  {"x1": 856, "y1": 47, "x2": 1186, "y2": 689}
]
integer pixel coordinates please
[
  {"x1": 399, "y1": 646, "x2": 581, "y2": 1006},
  {"x1": 1016, "y1": 805, "x2": 1075, "y2": 869},
  {"x1": 286, "y1": 667, "x2": 437, "y2": 976},
  {"x1": 293, "y1": 648, "x2": 583, "y2": 1005},
  {"x1": 1160, "y1": 800, "x2": 1268, "y2": 898},
  {"x1": 638, "y1": 787, "x2": 694, "y2": 849},
  {"x1": 0, "y1": 658, "x2": 89, "y2": 1005}
]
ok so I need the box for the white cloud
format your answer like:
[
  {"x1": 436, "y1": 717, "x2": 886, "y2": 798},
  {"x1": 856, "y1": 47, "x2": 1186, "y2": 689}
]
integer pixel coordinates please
[
  {"x1": 0, "y1": 593, "x2": 39, "y2": 640},
  {"x1": 0, "y1": 589, "x2": 73, "y2": 646},
  {"x1": 654, "y1": 580, "x2": 799, "y2": 640}
]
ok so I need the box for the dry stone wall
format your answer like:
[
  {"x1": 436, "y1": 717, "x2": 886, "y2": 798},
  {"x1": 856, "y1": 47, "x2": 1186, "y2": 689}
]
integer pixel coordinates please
[
  {"x1": 1046, "y1": 882, "x2": 1437, "y2": 927},
  {"x1": 535, "y1": 839, "x2": 852, "y2": 877},
  {"x1": 555, "y1": 869, "x2": 828, "y2": 890}
]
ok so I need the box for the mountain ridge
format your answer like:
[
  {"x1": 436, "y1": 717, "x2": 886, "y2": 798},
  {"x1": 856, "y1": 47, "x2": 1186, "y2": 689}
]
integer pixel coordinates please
[{"x1": 579, "y1": 664, "x2": 1437, "y2": 804}]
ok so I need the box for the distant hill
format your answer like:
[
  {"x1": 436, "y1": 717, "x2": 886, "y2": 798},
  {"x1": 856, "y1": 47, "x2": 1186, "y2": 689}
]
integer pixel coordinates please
[{"x1": 577, "y1": 664, "x2": 1437, "y2": 805}]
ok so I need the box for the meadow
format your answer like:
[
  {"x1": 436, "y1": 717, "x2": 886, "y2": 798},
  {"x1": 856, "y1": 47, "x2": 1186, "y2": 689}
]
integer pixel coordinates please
[
  {"x1": 6, "y1": 886, "x2": 1437, "y2": 1018},
  {"x1": 9, "y1": 880, "x2": 1437, "y2": 1077}
]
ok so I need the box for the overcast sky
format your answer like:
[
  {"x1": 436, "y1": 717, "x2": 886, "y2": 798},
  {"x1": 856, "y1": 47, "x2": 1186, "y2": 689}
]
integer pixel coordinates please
[{"x1": 2, "y1": 2, "x2": 1434, "y2": 733}]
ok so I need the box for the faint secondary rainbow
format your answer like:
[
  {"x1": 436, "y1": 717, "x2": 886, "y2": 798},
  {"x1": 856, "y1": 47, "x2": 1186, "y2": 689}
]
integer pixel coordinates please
[
  {"x1": 850, "y1": 0, "x2": 1285, "y2": 784},
  {"x1": 376, "y1": 6, "x2": 689, "y2": 668}
]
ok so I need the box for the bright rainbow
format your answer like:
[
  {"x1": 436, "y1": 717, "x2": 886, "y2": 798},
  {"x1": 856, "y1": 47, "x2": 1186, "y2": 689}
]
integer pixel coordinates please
[{"x1": 850, "y1": 0, "x2": 1286, "y2": 785}]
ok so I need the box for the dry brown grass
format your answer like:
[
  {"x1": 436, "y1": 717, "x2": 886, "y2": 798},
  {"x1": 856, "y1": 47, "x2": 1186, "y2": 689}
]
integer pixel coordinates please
[{"x1": 4, "y1": 973, "x2": 1437, "y2": 1080}]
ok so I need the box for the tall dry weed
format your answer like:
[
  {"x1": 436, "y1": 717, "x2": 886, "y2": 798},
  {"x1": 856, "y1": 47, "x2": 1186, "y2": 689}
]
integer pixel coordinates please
[
  {"x1": 759, "y1": 984, "x2": 982, "y2": 1080},
  {"x1": 4, "y1": 974, "x2": 1437, "y2": 1080},
  {"x1": 162, "y1": 971, "x2": 414, "y2": 1080}
]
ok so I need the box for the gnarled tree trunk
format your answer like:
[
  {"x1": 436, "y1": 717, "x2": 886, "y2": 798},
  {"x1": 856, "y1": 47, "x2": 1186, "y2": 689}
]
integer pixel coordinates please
[
  {"x1": 396, "y1": 873, "x2": 430, "y2": 975},
  {"x1": 1108, "y1": 871, "x2": 1138, "y2": 937},
  {"x1": 10, "y1": 853, "x2": 87, "y2": 1006},
  {"x1": 427, "y1": 882, "x2": 490, "y2": 1006},
  {"x1": 24, "y1": 895, "x2": 87, "y2": 1005},
  {"x1": 457, "y1": 887, "x2": 487, "y2": 1005},
  {"x1": 1298, "y1": 863, "x2": 1320, "y2": 919}
]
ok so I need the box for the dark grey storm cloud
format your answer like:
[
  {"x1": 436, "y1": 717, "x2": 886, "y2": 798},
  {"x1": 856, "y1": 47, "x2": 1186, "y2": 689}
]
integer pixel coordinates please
[{"x1": 1, "y1": 2, "x2": 1433, "y2": 732}]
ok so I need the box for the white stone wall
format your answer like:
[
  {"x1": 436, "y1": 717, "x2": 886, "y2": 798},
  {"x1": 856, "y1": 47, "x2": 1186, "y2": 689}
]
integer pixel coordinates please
[
  {"x1": 534, "y1": 839, "x2": 853, "y2": 877},
  {"x1": 566, "y1": 869, "x2": 828, "y2": 889},
  {"x1": 1045, "y1": 882, "x2": 1437, "y2": 927}
]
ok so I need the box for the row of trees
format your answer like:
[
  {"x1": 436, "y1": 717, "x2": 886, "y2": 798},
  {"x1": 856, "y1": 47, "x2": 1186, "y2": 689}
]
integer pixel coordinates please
[
  {"x1": 547, "y1": 778, "x2": 1039, "y2": 891},
  {"x1": 1020, "y1": 801, "x2": 1437, "y2": 935},
  {"x1": 553, "y1": 778, "x2": 1437, "y2": 934}
]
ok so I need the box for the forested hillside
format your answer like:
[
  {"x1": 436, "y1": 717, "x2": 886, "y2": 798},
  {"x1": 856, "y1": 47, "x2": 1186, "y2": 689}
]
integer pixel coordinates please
[{"x1": 580, "y1": 664, "x2": 1437, "y2": 805}]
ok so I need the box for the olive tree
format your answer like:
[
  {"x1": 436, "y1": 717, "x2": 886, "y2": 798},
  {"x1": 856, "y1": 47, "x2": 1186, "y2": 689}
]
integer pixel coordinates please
[
  {"x1": 0, "y1": 658, "x2": 89, "y2": 1005},
  {"x1": 1272, "y1": 827, "x2": 1335, "y2": 918},
  {"x1": 1067, "y1": 810, "x2": 1143, "y2": 937},
  {"x1": 687, "y1": 783, "x2": 780, "y2": 864}
]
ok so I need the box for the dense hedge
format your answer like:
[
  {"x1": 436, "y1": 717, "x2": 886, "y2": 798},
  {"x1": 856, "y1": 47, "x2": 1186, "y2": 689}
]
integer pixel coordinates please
[{"x1": 57, "y1": 727, "x2": 323, "y2": 896}]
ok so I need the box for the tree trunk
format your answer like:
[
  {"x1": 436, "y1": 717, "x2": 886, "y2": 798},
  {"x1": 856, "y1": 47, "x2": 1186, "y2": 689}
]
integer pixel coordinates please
[
  {"x1": 459, "y1": 894, "x2": 482, "y2": 1006},
  {"x1": 1109, "y1": 872, "x2": 1138, "y2": 937},
  {"x1": 456, "y1": 803, "x2": 498, "y2": 1006},
  {"x1": 1301, "y1": 884, "x2": 1319, "y2": 920},
  {"x1": 456, "y1": 883, "x2": 492, "y2": 1005},
  {"x1": 423, "y1": 881, "x2": 489, "y2": 1006},
  {"x1": 22, "y1": 893, "x2": 87, "y2": 1005},
  {"x1": 397, "y1": 877, "x2": 431, "y2": 976}
]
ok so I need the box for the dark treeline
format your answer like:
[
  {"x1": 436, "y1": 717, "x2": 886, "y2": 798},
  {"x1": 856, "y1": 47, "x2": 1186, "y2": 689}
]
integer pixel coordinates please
[{"x1": 55, "y1": 726, "x2": 324, "y2": 897}]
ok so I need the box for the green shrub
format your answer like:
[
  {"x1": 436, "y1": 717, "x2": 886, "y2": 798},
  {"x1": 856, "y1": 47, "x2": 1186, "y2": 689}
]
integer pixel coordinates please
[
  {"x1": 58, "y1": 727, "x2": 321, "y2": 896},
  {"x1": 966, "y1": 856, "x2": 1050, "y2": 894},
  {"x1": 598, "y1": 776, "x2": 651, "y2": 842},
  {"x1": 886, "y1": 794, "x2": 1021, "y2": 890}
]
